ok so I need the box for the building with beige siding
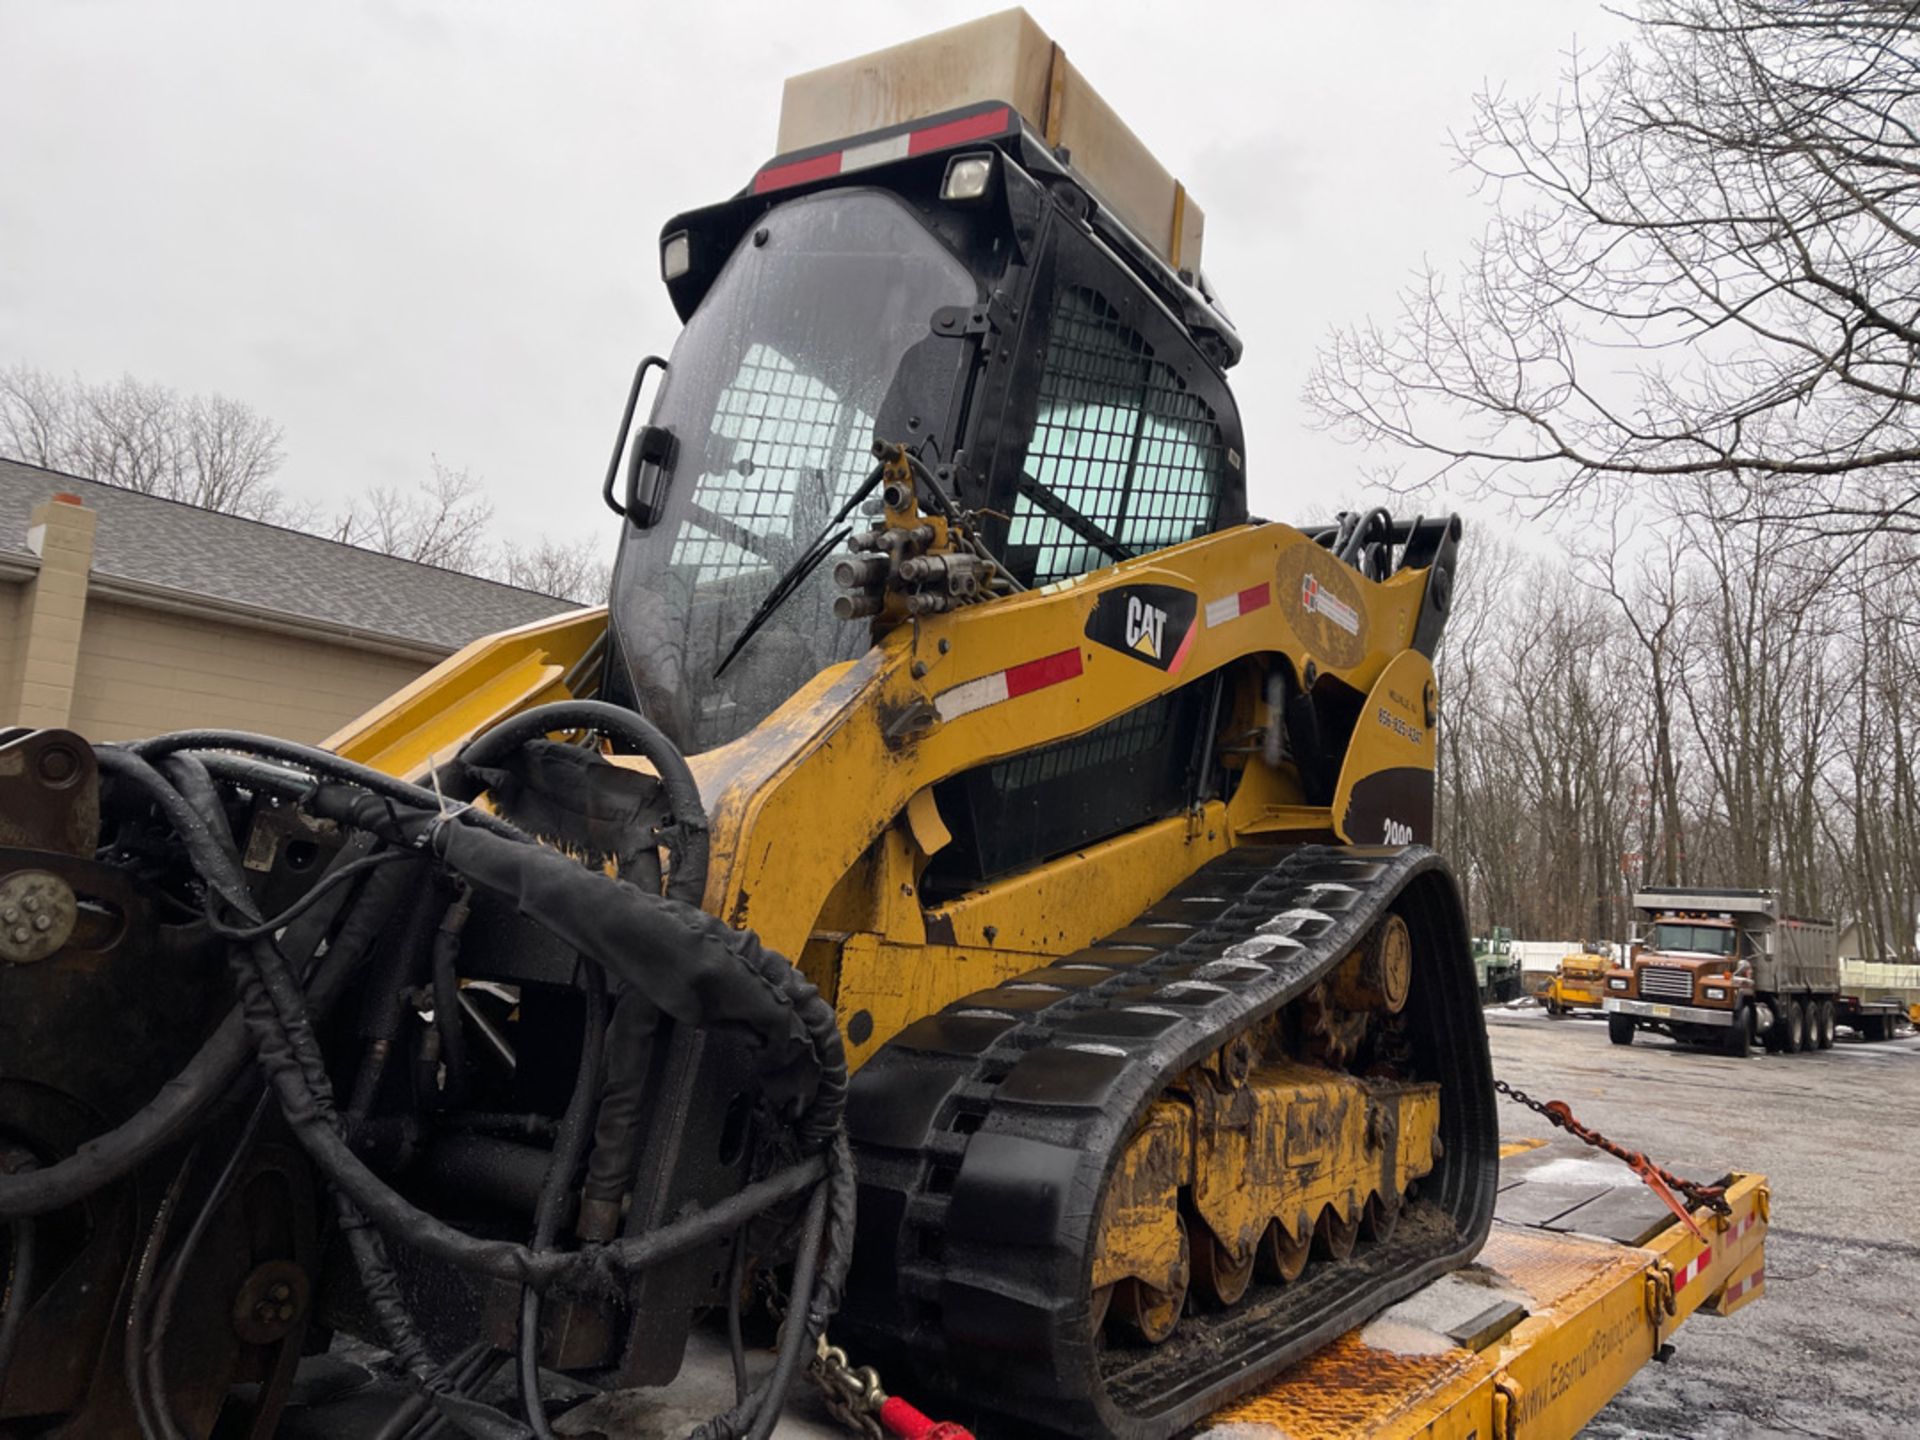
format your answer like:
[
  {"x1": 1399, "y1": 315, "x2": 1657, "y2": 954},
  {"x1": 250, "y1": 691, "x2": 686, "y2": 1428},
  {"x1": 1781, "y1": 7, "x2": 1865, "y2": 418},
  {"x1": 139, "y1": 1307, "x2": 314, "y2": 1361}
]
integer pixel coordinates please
[{"x1": 0, "y1": 458, "x2": 580, "y2": 744}]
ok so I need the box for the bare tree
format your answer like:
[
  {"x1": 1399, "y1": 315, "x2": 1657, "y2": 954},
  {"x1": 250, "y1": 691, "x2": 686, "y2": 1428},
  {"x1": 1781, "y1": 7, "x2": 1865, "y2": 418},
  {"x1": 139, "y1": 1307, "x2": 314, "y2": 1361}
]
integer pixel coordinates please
[
  {"x1": 0, "y1": 363, "x2": 289, "y2": 520},
  {"x1": 1307, "y1": 0, "x2": 1920, "y2": 541},
  {"x1": 332, "y1": 458, "x2": 496, "y2": 572},
  {"x1": 498, "y1": 536, "x2": 611, "y2": 604}
]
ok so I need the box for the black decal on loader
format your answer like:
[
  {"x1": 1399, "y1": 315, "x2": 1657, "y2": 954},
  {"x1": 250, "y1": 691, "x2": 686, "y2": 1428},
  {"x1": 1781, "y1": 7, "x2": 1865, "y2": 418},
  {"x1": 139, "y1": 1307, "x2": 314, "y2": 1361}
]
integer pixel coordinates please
[
  {"x1": 1342, "y1": 766, "x2": 1435, "y2": 846},
  {"x1": 1084, "y1": 584, "x2": 1198, "y2": 674}
]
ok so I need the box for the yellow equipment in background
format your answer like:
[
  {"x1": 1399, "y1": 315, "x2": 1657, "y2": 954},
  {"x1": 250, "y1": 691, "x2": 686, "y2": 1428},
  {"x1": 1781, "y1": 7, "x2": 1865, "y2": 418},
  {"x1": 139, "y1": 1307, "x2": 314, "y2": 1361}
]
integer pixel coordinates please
[{"x1": 1545, "y1": 948, "x2": 1612, "y2": 1016}]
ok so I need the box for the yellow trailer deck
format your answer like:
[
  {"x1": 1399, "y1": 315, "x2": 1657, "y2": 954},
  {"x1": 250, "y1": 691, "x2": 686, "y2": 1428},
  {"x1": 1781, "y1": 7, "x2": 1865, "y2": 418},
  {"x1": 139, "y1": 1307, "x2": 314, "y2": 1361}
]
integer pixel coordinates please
[
  {"x1": 567, "y1": 1141, "x2": 1767, "y2": 1437},
  {"x1": 1201, "y1": 1138, "x2": 1768, "y2": 1439}
]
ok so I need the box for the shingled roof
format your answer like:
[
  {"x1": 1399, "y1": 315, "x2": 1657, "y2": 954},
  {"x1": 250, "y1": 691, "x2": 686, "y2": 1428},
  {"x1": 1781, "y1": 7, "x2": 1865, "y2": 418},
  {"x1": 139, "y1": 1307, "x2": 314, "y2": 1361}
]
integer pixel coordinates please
[{"x1": 0, "y1": 458, "x2": 583, "y2": 653}]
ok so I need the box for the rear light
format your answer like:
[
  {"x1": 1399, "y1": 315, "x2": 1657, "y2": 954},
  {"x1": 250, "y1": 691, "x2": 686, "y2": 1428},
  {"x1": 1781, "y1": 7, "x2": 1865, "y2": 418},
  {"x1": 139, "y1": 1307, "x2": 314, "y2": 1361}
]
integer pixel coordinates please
[
  {"x1": 661, "y1": 231, "x2": 692, "y2": 282},
  {"x1": 941, "y1": 151, "x2": 996, "y2": 202}
]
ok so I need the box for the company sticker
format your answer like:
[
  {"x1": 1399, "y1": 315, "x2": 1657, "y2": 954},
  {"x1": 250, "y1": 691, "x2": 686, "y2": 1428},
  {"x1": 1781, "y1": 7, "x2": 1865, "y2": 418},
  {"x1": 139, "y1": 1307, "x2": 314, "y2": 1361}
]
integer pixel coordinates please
[{"x1": 1275, "y1": 542, "x2": 1369, "y2": 669}]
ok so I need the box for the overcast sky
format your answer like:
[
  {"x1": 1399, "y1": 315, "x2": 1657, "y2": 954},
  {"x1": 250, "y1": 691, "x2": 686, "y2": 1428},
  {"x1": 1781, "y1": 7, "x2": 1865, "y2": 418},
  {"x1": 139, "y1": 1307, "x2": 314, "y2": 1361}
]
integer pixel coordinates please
[{"x1": 1, "y1": 0, "x2": 1619, "y2": 558}]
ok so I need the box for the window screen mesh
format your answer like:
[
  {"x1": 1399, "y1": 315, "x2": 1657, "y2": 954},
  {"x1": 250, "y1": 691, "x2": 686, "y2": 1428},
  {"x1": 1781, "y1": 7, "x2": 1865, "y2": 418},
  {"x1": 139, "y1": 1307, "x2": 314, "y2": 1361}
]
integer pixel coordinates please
[
  {"x1": 1008, "y1": 286, "x2": 1226, "y2": 584},
  {"x1": 669, "y1": 342, "x2": 874, "y2": 581}
]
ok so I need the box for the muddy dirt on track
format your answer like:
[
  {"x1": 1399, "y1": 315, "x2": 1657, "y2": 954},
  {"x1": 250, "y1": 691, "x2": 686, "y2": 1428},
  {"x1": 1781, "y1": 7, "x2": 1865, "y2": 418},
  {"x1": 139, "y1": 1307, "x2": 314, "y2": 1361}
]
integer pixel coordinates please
[{"x1": 1486, "y1": 1007, "x2": 1920, "y2": 1440}]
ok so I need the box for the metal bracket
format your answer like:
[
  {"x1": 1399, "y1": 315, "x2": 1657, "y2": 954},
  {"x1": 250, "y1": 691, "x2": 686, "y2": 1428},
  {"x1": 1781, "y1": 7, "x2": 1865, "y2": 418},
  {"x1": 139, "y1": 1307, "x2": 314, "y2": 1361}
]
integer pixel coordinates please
[{"x1": 931, "y1": 290, "x2": 1016, "y2": 338}]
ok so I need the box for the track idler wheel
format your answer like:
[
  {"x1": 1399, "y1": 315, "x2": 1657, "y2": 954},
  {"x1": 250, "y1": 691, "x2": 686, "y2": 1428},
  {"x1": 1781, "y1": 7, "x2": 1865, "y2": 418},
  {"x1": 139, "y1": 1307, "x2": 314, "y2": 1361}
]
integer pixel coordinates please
[
  {"x1": 1316, "y1": 1205, "x2": 1360, "y2": 1262},
  {"x1": 1192, "y1": 1225, "x2": 1255, "y2": 1307},
  {"x1": 1257, "y1": 1218, "x2": 1310, "y2": 1283},
  {"x1": 1365, "y1": 1188, "x2": 1404, "y2": 1244},
  {"x1": 1111, "y1": 1221, "x2": 1189, "y2": 1344}
]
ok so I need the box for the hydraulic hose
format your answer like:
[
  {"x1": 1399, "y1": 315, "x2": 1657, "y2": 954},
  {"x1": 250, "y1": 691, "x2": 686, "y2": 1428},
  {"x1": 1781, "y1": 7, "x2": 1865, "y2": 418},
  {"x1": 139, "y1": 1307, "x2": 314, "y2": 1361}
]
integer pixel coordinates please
[
  {"x1": 519, "y1": 966, "x2": 607, "y2": 1439},
  {"x1": 27, "y1": 720, "x2": 852, "y2": 1439}
]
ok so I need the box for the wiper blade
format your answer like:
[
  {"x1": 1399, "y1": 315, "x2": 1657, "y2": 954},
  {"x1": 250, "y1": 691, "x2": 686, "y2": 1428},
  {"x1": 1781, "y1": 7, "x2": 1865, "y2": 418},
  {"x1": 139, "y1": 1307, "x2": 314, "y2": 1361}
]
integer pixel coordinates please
[
  {"x1": 711, "y1": 463, "x2": 889, "y2": 679},
  {"x1": 712, "y1": 521, "x2": 852, "y2": 679}
]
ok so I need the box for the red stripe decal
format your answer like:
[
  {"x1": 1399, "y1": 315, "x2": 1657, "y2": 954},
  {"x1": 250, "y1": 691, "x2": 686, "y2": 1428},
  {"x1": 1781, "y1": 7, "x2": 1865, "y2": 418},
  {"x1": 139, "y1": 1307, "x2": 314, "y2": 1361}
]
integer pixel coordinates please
[
  {"x1": 1237, "y1": 583, "x2": 1270, "y2": 615},
  {"x1": 1167, "y1": 621, "x2": 1197, "y2": 676},
  {"x1": 1003, "y1": 647, "x2": 1083, "y2": 698},
  {"x1": 753, "y1": 150, "x2": 843, "y2": 194},
  {"x1": 907, "y1": 106, "x2": 1012, "y2": 156}
]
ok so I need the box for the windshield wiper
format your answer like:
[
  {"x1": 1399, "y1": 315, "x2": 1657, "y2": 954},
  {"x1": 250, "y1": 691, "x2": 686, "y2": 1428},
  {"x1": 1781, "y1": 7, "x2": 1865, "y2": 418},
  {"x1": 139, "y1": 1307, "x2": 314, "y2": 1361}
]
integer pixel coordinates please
[{"x1": 711, "y1": 464, "x2": 888, "y2": 679}]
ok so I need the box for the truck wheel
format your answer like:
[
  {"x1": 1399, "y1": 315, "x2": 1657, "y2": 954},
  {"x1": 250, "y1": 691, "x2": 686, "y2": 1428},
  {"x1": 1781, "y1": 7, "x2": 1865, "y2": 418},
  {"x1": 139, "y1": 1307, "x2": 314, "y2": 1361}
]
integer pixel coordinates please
[
  {"x1": 1722, "y1": 1005, "x2": 1751, "y2": 1059},
  {"x1": 1785, "y1": 999, "x2": 1806, "y2": 1053},
  {"x1": 1816, "y1": 1000, "x2": 1835, "y2": 1050},
  {"x1": 1608, "y1": 1015, "x2": 1636, "y2": 1046},
  {"x1": 1546, "y1": 998, "x2": 1563, "y2": 1017}
]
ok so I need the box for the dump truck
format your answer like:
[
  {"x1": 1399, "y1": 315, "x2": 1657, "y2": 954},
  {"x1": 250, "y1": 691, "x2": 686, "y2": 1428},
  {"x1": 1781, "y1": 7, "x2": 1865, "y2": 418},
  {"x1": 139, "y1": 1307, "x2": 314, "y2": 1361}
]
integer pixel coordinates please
[
  {"x1": 0, "y1": 11, "x2": 1766, "y2": 1438},
  {"x1": 1605, "y1": 887, "x2": 1904, "y2": 1055}
]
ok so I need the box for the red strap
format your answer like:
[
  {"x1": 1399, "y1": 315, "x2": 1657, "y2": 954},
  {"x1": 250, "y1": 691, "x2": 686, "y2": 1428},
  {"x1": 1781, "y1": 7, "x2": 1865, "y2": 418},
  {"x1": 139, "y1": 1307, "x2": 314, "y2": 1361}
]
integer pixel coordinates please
[{"x1": 877, "y1": 1394, "x2": 975, "y2": 1440}]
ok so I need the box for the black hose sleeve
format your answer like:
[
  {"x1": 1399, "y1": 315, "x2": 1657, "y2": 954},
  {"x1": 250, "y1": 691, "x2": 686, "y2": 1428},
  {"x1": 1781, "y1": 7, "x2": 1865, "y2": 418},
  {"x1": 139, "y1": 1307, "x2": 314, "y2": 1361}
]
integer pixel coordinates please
[
  {"x1": 451, "y1": 700, "x2": 709, "y2": 905},
  {"x1": 127, "y1": 730, "x2": 526, "y2": 842},
  {"x1": 578, "y1": 989, "x2": 662, "y2": 1234},
  {"x1": 247, "y1": 955, "x2": 826, "y2": 1291},
  {"x1": 433, "y1": 819, "x2": 836, "y2": 1125},
  {"x1": 96, "y1": 747, "x2": 256, "y2": 918},
  {"x1": 519, "y1": 966, "x2": 607, "y2": 1439},
  {"x1": 156, "y1": 752, "x2": 245, "y2": 876}
]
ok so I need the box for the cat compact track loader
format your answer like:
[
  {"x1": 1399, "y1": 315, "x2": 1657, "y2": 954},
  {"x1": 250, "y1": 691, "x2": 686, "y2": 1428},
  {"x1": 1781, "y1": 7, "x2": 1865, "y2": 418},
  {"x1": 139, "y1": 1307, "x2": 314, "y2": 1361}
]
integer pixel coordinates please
[{"x1": 0, "y1": 12, "x2": 1497, "y2": 1438}]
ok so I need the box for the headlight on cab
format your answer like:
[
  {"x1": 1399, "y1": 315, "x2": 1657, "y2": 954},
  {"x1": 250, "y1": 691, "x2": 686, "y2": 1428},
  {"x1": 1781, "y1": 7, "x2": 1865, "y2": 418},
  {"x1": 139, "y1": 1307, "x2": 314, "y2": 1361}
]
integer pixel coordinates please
[
  {"x1": 1608, "y1": 977, "x2": 1629, "y2": 992},
  {"x1": 1704, "y1": 985, "x2": 1728, "y2": 1001}
]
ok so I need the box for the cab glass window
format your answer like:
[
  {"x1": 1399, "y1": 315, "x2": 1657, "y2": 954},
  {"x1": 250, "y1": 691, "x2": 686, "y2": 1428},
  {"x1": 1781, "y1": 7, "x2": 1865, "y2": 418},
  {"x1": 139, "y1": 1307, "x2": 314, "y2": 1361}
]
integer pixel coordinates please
[{"x1": 1007, "y1": 285, "x2": 1227, "y2": 584}]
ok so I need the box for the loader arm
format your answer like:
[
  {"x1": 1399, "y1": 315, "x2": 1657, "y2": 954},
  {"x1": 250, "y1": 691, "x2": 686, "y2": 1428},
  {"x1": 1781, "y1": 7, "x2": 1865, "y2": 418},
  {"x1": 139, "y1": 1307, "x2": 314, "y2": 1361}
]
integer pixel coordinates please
[{"x1": 316, "y1": 516, "x2": 1454, "y2": 1068}]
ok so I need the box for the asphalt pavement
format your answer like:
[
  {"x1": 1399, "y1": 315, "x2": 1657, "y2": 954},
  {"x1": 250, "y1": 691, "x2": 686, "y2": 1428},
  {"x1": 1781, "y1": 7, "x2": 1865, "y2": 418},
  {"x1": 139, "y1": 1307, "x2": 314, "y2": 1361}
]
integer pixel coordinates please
[{"x1": 1485, "y1": 1005, "x2": 1920, "y2": 1439}]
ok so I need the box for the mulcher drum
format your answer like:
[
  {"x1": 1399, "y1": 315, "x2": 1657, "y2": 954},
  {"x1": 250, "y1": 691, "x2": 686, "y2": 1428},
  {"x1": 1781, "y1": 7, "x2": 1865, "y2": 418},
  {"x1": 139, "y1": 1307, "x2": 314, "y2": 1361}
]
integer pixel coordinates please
[{"x1": 841, "y1": 844, "x2": 1499, "y2": 1439}]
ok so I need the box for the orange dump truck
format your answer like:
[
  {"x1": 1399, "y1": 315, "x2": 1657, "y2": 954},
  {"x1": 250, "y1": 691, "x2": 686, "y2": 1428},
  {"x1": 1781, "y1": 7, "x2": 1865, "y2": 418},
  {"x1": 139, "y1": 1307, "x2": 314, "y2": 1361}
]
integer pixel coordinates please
[{"x1": 1605, "y1": 887, "x2": 1904, "y2": 1055}]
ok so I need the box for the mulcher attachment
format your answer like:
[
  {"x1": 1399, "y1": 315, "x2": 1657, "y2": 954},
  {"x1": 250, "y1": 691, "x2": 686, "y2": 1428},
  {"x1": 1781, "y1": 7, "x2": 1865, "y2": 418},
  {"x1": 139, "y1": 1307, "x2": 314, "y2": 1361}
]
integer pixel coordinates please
[{"x1": 841, "y1": 844, "x2": 1498, "y2": 1439}]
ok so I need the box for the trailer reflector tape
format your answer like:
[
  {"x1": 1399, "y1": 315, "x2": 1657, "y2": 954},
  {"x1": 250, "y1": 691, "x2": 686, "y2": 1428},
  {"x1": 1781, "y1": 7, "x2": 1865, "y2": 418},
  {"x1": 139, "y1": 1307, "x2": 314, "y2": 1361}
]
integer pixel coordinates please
[
  {"x1": 755, "y1": 107, "x2": 1013, "y2": 194},
  {"x1": 1204, "y1": 583, "x2": 1271, "y2": 628},
  {"x1": 934, "y1": 646, "x2": 1082, "y2": 721},
  {"x1": 1674, "y1": 1246, "x2": 1713, "y2": 1292},
  {"x1": 1721, "y1": 1267, "x2": 1765, "y2": 1304},
  {"x1": 1728, "y1": 1211, "x2": 1760, "y2": 1245}
]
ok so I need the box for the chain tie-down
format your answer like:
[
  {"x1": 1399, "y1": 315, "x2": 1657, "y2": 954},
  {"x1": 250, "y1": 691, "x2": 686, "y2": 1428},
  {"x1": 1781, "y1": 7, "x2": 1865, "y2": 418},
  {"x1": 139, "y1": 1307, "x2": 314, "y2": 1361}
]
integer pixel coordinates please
[
  {"x1": 1493, "y1": 1079, "x2": 1729, "y2": 1240},
  {"x1": 812, "y1": 1332, "x2": 976, "y2": 1440}
]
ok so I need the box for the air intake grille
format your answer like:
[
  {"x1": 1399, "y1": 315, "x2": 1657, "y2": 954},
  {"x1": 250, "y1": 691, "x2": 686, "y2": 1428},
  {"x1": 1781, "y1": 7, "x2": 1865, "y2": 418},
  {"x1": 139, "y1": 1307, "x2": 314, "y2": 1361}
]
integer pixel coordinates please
[{"x1": 1638, "y1": 966, "x2": 1694, "y2": 1001}]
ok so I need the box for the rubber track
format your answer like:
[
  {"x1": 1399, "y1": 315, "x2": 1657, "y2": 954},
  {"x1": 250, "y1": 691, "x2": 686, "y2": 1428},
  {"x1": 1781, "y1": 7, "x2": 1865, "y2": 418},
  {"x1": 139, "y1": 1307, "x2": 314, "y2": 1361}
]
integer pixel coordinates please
[{"x1": 840, "y1": 844, "x2": 1498, "y2": 1439}]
